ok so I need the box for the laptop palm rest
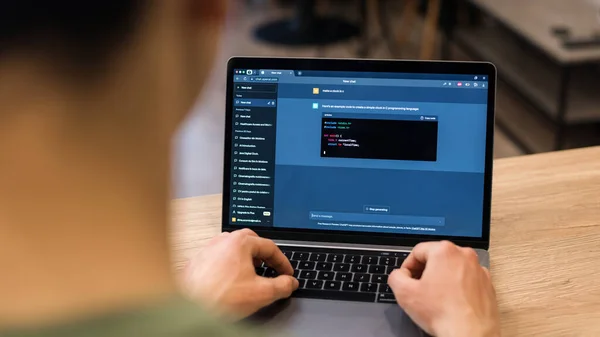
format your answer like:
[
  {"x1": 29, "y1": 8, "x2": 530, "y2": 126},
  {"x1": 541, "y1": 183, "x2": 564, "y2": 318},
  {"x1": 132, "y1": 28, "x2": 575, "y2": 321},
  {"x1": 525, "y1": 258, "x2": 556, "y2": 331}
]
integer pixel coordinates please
[{"x1": 249, "y1": 297, "x2": 426, "y2": 337}]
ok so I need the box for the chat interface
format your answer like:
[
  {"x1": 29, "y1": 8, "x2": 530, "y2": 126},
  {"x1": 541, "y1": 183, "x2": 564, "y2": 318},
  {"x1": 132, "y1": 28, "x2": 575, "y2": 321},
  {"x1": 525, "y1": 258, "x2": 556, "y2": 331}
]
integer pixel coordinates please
[{"x1": 229, "y1": 69, "x2": 489, "y2": 238}]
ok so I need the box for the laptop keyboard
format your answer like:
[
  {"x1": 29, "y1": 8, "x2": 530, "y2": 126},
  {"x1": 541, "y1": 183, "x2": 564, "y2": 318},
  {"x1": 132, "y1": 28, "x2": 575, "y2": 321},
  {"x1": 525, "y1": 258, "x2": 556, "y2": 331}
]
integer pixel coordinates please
[{"x1": 255, "y1": 246, "x2": 409, "y2": 304}]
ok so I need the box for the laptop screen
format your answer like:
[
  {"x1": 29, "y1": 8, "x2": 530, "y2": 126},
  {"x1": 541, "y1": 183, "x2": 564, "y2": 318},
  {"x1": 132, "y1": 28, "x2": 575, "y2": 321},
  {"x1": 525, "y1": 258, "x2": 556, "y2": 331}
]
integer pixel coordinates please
[{"x1": 227, "y1": 68, "x2": 489, "y2": 239}]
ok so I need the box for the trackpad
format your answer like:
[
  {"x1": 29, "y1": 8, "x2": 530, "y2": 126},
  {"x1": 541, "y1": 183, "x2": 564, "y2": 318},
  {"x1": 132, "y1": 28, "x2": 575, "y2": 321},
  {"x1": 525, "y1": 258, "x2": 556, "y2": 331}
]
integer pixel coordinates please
[{"x1": 250, "y1": 298, "x2": 426, "y2": 337}]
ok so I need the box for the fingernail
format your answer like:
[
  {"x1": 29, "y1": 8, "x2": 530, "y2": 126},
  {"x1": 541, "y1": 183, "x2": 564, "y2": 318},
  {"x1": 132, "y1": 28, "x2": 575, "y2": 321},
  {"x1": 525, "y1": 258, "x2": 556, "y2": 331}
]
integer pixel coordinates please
[{"x1": 293, "y1": 278, "x2": 299, "y2": 289}]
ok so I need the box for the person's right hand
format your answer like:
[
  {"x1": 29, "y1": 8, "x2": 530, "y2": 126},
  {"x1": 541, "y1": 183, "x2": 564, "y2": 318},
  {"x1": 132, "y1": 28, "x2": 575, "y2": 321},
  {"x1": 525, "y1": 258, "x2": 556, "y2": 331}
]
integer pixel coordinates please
[
  {"x1": 181, "y1": 229, "x2": 298, "y2": 319},
  {"x1": 388, "y1": 241, "x2": 500, "y2": 337}
]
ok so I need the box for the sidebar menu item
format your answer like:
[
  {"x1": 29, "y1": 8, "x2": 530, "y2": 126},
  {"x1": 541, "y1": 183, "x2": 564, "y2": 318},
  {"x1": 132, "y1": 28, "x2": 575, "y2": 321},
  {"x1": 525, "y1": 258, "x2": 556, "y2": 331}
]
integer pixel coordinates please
[{"x1": 230, "y1": 82, "x2": 278, "y2": 226}]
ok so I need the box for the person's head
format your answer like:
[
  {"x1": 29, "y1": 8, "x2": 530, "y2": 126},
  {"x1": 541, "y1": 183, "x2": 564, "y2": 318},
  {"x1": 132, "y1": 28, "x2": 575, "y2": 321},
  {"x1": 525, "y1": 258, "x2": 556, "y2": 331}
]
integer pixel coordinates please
[
  {"x1": 0, "y1": 1, "x2": 227, "y2": 153},
  {"x1": 0, "y1": 3, "x2": 228, "y2": 324}
]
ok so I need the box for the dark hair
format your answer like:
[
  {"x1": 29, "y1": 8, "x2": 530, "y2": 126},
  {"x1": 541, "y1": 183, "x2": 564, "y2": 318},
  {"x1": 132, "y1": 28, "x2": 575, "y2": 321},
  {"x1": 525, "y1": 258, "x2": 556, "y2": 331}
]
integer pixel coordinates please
[{"x1": 0, "y1": 1, "x2": 145, "y2": 66}]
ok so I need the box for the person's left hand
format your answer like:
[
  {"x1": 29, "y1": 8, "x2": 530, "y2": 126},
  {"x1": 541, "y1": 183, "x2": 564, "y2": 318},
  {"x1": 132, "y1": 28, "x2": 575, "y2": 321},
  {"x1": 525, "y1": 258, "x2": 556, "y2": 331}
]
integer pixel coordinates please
[{"x1": 180, "y1": 229, "x2": 299, "y2": 319}]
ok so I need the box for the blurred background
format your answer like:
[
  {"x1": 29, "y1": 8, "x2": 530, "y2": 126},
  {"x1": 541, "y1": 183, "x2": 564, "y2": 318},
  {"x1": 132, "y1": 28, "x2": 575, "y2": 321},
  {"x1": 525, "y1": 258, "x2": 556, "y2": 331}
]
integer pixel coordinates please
[{"x1": 173, "y1": 0, "x2": 600, "y2": 198}]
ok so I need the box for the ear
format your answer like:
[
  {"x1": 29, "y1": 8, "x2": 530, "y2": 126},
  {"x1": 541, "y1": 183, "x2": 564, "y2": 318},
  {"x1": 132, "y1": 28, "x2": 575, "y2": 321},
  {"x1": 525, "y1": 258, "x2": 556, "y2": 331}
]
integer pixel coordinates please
[{"x1": 186, "y1": 0, "x2": 228, "y2": 24}]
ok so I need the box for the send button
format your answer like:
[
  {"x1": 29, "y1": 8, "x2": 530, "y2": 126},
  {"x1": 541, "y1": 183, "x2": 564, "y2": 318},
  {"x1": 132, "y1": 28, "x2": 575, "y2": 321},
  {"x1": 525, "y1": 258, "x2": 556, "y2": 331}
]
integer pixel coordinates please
[{"x1": 364, "y1": 205, "x2": 390, "y2": 214}]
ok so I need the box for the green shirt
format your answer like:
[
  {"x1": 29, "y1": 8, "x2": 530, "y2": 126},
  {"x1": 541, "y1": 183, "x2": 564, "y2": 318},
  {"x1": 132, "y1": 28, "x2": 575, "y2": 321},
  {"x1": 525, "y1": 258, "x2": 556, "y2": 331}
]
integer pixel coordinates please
[{"x1": 1, "y1": 298, "x2": 269, "y2": 337}]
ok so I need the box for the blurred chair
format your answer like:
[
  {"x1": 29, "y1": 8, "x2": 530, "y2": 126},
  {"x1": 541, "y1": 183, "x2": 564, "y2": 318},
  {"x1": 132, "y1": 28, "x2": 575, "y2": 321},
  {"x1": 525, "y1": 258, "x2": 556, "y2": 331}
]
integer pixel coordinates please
[
  {"x1": 359, "y1": 0, "x2": 443, "y2": 59},
  {"x1": 380, "y1": 0, "x2": 441, "y2": 60},
  {"x1": 253, "y1": 0, "x2": 361, "y2": 46},
  {"x1": 251, "y1": 0, "x2": 443, "y2": 60}
]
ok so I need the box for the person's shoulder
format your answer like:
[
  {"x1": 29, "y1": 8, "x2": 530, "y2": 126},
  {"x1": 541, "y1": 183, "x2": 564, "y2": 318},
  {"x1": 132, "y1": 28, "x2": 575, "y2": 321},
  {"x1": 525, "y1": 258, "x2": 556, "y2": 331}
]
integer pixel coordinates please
[
  {"x1": 1, "y1": 297, "x2": 270, "y2": 337},
  {"x1": 151, "y1": 297, "x2": 269, "y2": 337}
]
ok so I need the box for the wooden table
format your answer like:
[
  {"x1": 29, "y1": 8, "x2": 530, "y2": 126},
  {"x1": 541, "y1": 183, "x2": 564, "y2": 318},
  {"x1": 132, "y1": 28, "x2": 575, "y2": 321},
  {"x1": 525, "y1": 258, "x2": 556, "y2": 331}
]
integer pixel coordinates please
[{"x1": 172, "y1": 147, "x2": 600, "y2": 335}]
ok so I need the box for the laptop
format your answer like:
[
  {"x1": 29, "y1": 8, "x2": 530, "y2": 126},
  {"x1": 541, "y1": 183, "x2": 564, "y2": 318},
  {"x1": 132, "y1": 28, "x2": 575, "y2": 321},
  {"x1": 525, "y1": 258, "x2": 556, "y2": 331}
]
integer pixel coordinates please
[{"x1": 223, "y1": 57, "x2": 496, "y2": 337}]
